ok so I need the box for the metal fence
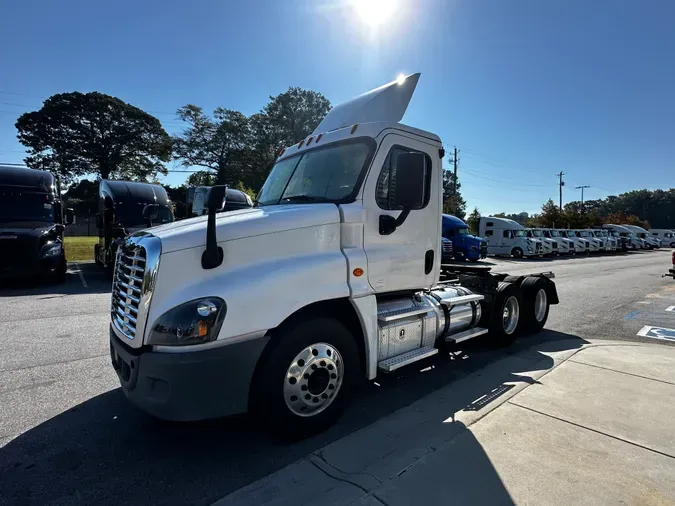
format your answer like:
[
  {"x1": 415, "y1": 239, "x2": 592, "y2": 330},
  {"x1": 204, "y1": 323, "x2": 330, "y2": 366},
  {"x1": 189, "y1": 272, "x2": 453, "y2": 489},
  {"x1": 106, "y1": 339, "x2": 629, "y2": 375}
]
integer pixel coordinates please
[{"x1": 65, "y1": 214, "x2": 97, "y2": 237}]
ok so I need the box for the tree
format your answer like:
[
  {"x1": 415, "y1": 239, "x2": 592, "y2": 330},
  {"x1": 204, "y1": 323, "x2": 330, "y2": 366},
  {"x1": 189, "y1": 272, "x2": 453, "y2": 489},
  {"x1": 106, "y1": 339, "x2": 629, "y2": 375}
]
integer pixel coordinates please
[
  {"x1": 247, "y1": 88, "x2": 332, "y2": 190},
  {"x1": 172, "y1": 106, "x2": 252, "y2": 186},
  {"x1": 539, "y1": 199, "x2": 562, "y2": 227},
  {"x1": 15, "y1": 92, "x2": 171, "y2": 183},
  {"x1": 63, "y1": 179, "x2": 99, "y2": 215},
  {"x1": 442, "y1": 171, "x2": 466, "y2": 219},
  {"x1": 467, "y1": 207, "x2": 481, "y2": 234},
  {"x1": 186, "y1": 170, "x2": 217, "y2": 187}
]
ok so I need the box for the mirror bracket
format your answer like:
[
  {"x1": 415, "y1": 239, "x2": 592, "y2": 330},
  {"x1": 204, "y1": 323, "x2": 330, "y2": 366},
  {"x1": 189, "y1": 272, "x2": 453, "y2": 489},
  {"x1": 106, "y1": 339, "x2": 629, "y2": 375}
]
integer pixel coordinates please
[
  {"x1": 379, "y1": 209, "x2": 410, "y2": 235},
  {"x1": 201, "y1": 185, "x2": 227, "y2": 269}
]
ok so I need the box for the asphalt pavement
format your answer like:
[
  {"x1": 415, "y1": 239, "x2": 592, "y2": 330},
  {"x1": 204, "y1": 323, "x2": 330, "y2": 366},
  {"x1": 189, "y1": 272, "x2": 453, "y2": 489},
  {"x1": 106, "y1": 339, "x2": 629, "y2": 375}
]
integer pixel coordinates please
[{"x1": 0, "y1": 250, "x2": 673, "y2": 505}]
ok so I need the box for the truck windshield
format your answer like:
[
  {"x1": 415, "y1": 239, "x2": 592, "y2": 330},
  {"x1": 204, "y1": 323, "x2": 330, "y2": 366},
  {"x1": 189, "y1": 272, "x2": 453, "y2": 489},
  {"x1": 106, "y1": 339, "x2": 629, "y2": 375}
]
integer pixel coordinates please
[
  {"x1": 456, "y1": 228, "x2": 469, "y2": 235},
  {"x1": 550, "y1": 230, "x2": 560, "y2": 237},
  {"x1": 530, "y1": 230, "x2": 544, "y2": 237},
  {"x1": 114, "y1": 202, "x2": 173, "y2": 228},
  {"x1": 0, "y1": 190, "x2": 54, "y2": 223},
  {"x1": 579, "y1": 231, "x2": 590, "y2": 237},
  {"x1": 256, "y1": 141, "x2": 373, "y2": 206},
  {"x1": 514, "y1": 230, "x2": 526, "y2": 237}
]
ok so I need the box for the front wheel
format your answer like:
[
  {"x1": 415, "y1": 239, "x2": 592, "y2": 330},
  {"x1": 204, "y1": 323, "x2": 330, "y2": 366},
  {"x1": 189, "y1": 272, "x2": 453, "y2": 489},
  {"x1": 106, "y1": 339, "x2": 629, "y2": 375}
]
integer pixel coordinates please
[
  {"x1": 511, "y1": 247, "x2": 524, "y2": 259},
  {"x1": 250, "y1": 317, "x2": 360, "y2": 440}
]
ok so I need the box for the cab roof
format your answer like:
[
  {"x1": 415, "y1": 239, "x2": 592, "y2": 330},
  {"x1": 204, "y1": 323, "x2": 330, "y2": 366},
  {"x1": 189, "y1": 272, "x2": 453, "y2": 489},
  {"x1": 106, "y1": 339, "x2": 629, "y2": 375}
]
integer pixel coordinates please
[
  {"x1": 442, "y1": 214, "x2": 468, "y2": 227},
  {"x1": 0, "y1": 165, "x2": 55, "y2": 190},
  {"x1": 100, "y1": 179, "x2": 170, "y2": 205}
]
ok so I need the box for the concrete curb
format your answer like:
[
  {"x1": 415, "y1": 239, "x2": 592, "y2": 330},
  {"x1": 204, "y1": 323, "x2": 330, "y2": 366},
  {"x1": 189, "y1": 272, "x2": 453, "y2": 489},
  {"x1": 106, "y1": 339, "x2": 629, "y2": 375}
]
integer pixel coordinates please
[{"x1": 212, "y1": 339, "x2": 664, "y2": 506}]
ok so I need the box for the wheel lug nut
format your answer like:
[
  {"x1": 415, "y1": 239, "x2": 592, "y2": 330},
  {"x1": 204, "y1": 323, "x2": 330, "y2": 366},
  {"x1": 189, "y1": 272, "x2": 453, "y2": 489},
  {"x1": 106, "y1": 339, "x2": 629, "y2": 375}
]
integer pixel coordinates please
[
  {"x1": 301, "y1": 385, "x2": 308, "y2": 391},
  {"x1": 304, "y1": 373, "x2": 310, "y2": 379},
  {"x1": 311, "y1": 364, "x2": 317, "y2": 370},
  {"x1": 321, "y1": 393, "x2": 328, "y2": 399},
  {"x1": 313, "y1": 397, "x2": 319, "y2": 403},
  {"x1": 330, "y1": 373, "x2": 337, "y2": 379},
  {"x1": 329, "y1": 384, "x2": 335, "y2": 390},
  {"x1": 305, "y1": 394, "x2": 311, "y2": 400},
  {"x1": 320, "y1": 360, "x2": 326, "y2": 367},
  {"x1": 327, "y1": 364, "x2": 334, "y2": 370},
  {"x1": 288, "y1": 377, "x2": 297, "y2": 385},
  {"x1": 290, "y1": 395, "x2": 298, "y2": 402}
]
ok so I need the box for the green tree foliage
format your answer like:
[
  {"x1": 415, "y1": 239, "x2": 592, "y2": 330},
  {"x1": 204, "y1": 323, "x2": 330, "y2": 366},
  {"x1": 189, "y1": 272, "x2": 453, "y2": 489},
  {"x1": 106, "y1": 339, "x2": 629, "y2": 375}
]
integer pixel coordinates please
[
  {"x1": 442, "y1": 171, "x2": 467, "y2": 219},
  {"x1": 172, "y1": 106, "x2": 252, "y2": 186},
  {"x1": 537, "y1": 199, "x2": 562, "y2": 227},
  {"x1": 15, "y1": 92, "x2": 171, "y2": 183},
  {"x1": 174, "y1": 88, "x2": 331, "y2": 192},
  {"x1": 186, "y1": 170, "x2": 217, "y2": 187},
  {"x1": 466, "y1": 207, "x2": 481, "y2": 234},
  {"x1": 63, "y1": 179, "x2": 100, "y2": 215}
]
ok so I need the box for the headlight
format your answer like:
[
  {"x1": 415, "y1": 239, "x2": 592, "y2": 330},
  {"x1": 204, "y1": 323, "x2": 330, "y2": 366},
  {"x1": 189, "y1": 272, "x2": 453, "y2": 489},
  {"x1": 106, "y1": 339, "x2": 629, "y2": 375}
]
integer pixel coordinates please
[
  {"x1": 41, "y1": 241, "x2": 62, "y2": 258},
  {"x1": 147, "y1": 297, "x2": 226, "y2": 346}
]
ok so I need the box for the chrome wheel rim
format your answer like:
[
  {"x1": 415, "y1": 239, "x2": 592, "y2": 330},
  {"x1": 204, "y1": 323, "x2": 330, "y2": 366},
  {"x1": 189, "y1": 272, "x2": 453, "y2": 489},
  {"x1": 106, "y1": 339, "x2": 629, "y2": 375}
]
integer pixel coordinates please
[
  {"x1": 284, "y1": 343, "x2": 343, "y2": 417},
  {"x1": 534, "y1": 288, "x2": 548, "y2": 322},
  {"x1": 502, "y1": 296, "x2": 519, "y2": 335}
]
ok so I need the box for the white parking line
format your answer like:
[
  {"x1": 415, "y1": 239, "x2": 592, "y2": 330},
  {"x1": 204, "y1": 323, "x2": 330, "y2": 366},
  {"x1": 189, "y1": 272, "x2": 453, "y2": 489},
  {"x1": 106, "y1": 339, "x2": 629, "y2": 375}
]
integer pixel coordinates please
[
  {"x1": 637, "y1": 325, "x2": 675, "y2": 342},
  {"x1": 666, "y1": 306, "x2": 675, "y2": 312},
  {"x1": 73, "y1": 262, "x2": 88, "y2": 288}
]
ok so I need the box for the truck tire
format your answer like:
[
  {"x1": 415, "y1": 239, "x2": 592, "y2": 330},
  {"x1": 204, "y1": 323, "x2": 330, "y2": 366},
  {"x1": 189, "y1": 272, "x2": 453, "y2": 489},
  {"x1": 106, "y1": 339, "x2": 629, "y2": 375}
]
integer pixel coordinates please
[
  {"x1": 511, "y1": 247, "x2": 523, "y2": 259},
  {"x1": 485, "y1": 282, "x2": 521, "y2": 346},
  {"x1": 94, "y1": 244, "x2": 102, "y2": 266},
  {"x1": 250, "y1": 317, "x2": 360, "y2": 440},
  {"x1": 51, "y1": 256, "x2": 67, "y2": 284},
  {"x1": 518, "y1": 277, "x2": 550, "y2": 334}
]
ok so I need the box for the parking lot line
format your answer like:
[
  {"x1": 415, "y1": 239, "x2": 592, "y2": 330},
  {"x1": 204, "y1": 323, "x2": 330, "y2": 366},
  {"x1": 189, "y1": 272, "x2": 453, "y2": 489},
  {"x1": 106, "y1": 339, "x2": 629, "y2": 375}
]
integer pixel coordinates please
[
  {"x1": 666, "y1": 306, "x2": 675, "y2": 312},
  {"x1": 74, "y1": 262, "x2": 88, "y2": 288},
  {"x1": 637, "y1": 325, "x2": 675, "y2": 342}
]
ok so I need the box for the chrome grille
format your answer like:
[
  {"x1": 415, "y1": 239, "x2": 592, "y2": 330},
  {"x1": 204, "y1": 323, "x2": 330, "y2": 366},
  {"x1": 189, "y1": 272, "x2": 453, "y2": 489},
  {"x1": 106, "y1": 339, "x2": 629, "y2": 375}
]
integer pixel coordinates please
[
  {"x1": 112, "y1": 244, "x2": 146, "y2": 340},
  {"x1": 442, "y1": 241, "x2": 453, "y2": 253}
]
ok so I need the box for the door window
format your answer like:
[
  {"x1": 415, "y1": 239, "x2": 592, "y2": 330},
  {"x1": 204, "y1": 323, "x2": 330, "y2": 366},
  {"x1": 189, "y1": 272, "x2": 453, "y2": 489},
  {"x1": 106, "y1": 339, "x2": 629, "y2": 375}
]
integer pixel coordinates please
[{"x1": 376, "y1": 146, "x2": 432, "y2": 210}]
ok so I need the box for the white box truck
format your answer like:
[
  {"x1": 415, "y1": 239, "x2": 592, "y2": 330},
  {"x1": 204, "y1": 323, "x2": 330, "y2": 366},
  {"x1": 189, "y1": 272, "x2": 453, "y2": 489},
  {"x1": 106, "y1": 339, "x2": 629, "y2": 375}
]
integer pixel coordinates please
[{"x1": 108, "y1": 74, "x2": 559, "y2": 438}]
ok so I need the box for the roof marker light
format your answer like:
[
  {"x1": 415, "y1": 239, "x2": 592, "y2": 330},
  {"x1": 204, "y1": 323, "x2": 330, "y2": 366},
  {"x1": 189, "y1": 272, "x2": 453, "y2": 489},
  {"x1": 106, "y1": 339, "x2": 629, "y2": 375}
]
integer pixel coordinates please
[
  {"x1": 306, "y1": 136, "x2": 313, "y2": 145},
  {"x1": 316, "y1": 134, "x2": 323, "y2": 143},
  {"x1": 350, "y1": 124, "x2": 358, "y2": 134},
  {"x1": 298, "y1": 139, "x2": 305, "y2": 148}
]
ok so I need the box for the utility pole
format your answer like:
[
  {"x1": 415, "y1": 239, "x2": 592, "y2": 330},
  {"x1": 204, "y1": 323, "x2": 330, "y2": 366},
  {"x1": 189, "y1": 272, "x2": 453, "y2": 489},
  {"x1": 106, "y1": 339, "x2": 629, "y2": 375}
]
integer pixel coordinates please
[
  {"x1": 575, "y1": 185, "x2": 590, "y2": 212},
  {"x1": 452, "y1": 147, "x2": 459, "y2": 196},
  {"x1": 556, "y1": 171, "x2": 565, "y2": 209}
]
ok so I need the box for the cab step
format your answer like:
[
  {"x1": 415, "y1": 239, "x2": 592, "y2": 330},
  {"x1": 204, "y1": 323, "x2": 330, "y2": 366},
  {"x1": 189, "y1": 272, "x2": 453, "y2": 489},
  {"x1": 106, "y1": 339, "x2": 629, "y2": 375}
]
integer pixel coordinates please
[
  {"x1": 377, "y1": 346, "x2": 438, "y2": 372},
  {"x1": 445, "y1": 326, "x2": 489, "y2": 343}
]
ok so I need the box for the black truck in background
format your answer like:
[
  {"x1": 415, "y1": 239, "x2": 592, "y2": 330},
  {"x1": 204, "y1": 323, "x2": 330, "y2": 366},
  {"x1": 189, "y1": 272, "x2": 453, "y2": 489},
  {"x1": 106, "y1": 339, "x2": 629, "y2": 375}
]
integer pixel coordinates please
[
  {"x1": 0, "y1": 165, "x2": 74, "y2": 283},
  {"x1": 95, "y1": 180, "x2": 173, "y2": 270}
]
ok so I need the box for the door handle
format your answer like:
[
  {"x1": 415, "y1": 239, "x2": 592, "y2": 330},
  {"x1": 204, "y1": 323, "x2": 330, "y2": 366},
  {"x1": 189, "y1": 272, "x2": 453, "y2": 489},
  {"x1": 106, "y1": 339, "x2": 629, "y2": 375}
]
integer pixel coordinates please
[{"x1": 424, "y1": 250, "x2": 434, "y2": 274}]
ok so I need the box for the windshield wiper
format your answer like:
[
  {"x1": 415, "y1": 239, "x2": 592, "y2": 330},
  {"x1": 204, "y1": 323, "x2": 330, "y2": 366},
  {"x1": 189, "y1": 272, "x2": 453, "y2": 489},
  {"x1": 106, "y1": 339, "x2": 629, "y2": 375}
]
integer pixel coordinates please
[{"x1": 280, "y1": 195, "x2": 331, "y2": 203}]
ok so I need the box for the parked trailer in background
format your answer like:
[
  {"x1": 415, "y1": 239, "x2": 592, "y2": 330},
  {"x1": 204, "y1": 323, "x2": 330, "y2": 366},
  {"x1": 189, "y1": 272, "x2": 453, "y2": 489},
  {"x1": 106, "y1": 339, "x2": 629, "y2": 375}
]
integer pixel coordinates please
[
  {"x1": 108, "y1": 74, "x2": 561, "y2": 438},
  {"x1": 479, "y1": 217, "x2": 543, "y2": 258}
]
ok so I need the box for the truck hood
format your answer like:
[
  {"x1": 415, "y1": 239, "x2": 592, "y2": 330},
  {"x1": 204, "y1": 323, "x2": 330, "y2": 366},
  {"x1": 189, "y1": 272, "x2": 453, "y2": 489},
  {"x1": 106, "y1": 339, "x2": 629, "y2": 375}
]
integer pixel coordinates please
[
  {"x1": 142, "y1": 204, "x2": 341, "y2": 254},
  {"x1": 0, "y1": 223, "x2": 57, "y2": 238}
]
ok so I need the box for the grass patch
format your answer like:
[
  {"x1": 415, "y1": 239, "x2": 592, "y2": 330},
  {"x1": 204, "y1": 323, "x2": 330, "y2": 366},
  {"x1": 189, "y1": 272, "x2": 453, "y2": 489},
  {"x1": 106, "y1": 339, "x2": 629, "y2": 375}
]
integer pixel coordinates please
[{"x1": 64, "y1": 236, "x2": 98, "y2": 262}]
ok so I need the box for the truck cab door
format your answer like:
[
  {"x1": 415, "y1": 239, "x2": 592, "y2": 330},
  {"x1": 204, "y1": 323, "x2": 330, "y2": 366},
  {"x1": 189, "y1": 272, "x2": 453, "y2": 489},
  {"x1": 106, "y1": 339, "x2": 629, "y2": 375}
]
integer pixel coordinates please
[{"x1": 362, "y1": 133, "x2": 440, "y2": 293}]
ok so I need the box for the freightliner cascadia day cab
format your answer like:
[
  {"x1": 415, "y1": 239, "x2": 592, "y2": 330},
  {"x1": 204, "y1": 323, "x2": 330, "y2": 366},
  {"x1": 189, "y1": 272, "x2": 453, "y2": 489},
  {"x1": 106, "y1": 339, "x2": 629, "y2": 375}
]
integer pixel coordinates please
[
  {"x1": 441, "y1": 214, "x2": 487, "y2": 262},
  {"x1": 0, "y1": 165, "x2": 74, "y2": 283},
  {"x1": 95, "y1": 180, "x2": 174, "y2": 270},
  {"x1": 478, "y1": 217, "x2": 543, "y2": 258},
  {"x1": 108, "y1": 74, "x2": 559, "y2": 438}
]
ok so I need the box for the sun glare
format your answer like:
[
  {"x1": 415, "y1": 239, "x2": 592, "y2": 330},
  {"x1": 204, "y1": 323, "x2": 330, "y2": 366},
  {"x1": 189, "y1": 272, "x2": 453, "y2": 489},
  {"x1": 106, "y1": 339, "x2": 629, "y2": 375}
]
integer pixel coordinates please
[
  {"x1": 352, "y1": 0, "x2": 399, "y2": 28},
  {"x1": 396, "y1": 73, "x2": 406, "y2": 85}
]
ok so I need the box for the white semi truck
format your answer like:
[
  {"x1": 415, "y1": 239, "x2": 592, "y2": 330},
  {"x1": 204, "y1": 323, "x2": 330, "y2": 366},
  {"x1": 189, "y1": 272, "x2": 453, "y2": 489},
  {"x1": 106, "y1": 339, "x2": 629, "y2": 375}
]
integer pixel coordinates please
[
  {"x1": 479, "y1": 217, "x2": 544, "y2": 258},
  {"x1": 108, "y1": 75, "x2": 559, "y2": 438},
  {"x1": 623, "y1": 224, "x2": 659, "y2": 249}
]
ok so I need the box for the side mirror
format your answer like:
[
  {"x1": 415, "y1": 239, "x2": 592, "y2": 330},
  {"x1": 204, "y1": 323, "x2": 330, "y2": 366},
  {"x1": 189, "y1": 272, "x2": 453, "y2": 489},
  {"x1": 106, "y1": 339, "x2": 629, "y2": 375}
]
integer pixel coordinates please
[
  {"x1": 65, "y1": 208, "x2": 75, "y2": 225},
  {"x1": 201, "y1": 185, "x2": 227, "y2": 269},
  {"x1": 392, "y1": 152, "x2": 426, "y2": 210},
  {"x1": 55, "y1": 223, "x2": 65, "y2": 234},
  {"x1": 142, "y1": 204, "x2": 160, "y2": 221}
]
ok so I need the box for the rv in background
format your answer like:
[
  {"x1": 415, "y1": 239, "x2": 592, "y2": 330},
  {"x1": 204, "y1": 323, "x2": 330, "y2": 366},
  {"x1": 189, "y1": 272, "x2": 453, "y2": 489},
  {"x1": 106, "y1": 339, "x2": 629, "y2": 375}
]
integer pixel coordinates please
[
  {"x1": 650, "y1": 229, "x2": 675, "y2": 247},
  {"x1": 95, "y1": 180, "x2": 173, "y2": 270},
  {"x1": 0, "y1": 165, "x2": 74, "y2": 283},
  {"x1": 478, "y1": 217, "x2": 543, "y2": 258}
]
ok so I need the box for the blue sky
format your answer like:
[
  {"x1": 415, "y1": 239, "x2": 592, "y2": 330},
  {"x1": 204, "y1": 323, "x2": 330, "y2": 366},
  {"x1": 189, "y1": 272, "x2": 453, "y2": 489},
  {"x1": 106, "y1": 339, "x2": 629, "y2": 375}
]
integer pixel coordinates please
[{"x1": 1, "y1": 0, "x2": 674, "y2": 215}]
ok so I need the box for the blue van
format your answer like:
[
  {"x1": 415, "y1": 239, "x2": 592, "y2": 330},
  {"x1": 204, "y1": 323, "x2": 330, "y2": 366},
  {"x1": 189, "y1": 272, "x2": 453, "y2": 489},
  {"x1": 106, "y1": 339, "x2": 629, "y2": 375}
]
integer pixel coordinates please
[{"x1": 442, "y1": 214, "x2": 487, "y2": 262}]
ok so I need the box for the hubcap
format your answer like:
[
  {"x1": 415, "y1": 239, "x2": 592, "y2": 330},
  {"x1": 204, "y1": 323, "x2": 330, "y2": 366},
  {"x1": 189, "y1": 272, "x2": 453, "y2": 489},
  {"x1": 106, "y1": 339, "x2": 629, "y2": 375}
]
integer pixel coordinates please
[
  {"x1": 534, "y1": 288, "x2": 548, "y2": 322},
  {"x1": 502, "y1": 296, "x2": 519, "y2": 335},
  {"x1": 284, "y1": 343, "x2": 343, "y2": 417}
]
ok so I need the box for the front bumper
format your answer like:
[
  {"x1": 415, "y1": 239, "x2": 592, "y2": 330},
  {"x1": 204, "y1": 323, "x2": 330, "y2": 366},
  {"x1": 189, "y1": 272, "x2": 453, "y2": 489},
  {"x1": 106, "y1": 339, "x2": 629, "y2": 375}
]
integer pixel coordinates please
[
  {"x1": 110, "y1": 326, "x2": 269, "y2": 421},
  {"x1": 0, "y1": 254, "x2": 62, "y2": 280}
]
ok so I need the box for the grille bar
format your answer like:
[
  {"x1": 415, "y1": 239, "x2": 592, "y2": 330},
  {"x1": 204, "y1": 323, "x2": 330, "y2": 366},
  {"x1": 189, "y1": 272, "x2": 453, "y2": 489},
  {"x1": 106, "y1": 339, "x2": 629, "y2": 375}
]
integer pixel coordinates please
[{"x1": 111, "y1": 243, "x2": 147, "y2": 340}]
